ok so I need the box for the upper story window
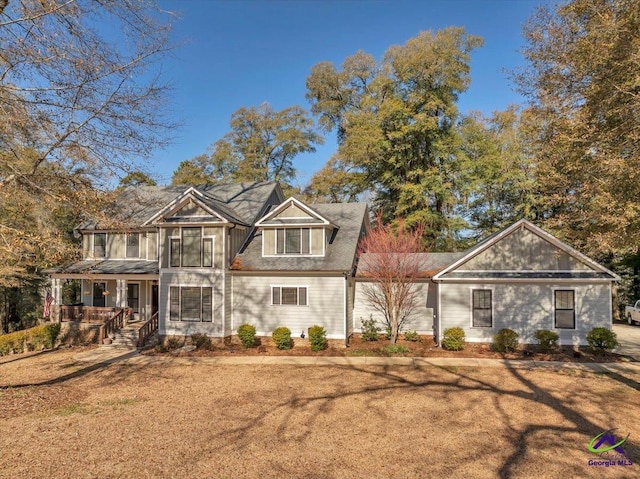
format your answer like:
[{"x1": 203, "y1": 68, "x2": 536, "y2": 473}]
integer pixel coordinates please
[
  {"x1": 94, "y1": 233, "x2": 106, "y2": 258},
  {"x1": 276, "y1": 228, "x2": 310, "y2": 255},
  {"x1": 170, "y1": 227, "x2": 213, "y2": 268},
  {"x1": 126, "y1": 233, "x2": 140, "y2": 258}
]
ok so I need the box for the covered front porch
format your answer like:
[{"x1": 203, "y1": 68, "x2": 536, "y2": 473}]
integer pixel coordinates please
[{"x1": 49, "y1": 275, "x2": 159, "y2": 324}]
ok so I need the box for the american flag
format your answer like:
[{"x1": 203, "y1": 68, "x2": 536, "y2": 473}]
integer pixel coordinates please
[{"x1": 44, "y1": 291, "x2": 54, "y2": 318}]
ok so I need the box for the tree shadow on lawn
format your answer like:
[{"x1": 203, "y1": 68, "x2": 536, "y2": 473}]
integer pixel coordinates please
[
  {"x1": 0, "y1": 349, "x2": 141, "y2": 389},
  {"x1": 204, "y1": 363, "x2": 640, "y2": 478}
]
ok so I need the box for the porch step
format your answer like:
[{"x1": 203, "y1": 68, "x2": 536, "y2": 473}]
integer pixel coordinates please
[{"x1": 101, "y1": 326, "x2": 141, "y2": 349}]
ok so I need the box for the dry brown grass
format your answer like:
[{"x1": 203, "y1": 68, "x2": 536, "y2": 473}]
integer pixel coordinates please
[{"x1": 1, "y1": 348, "x2": 639, "y2": 479}]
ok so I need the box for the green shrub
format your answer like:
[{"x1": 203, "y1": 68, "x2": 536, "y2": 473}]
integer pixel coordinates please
[
  {"x1": 190, "y1": 333, "x2": 211, "y2": 350},
  {"x1": 404, "y1": 330, "x2": 421, "y2": 342},
  {"x1": 586, "y1": 327, "x2": 618, "y2": 353},
  {"x1": 493, "y1": 328, "x2": 519, "y2": 353},
  {"x1": 272, "y1": 326, "x2": 293, "y2": 350},
  {"x1": 237, "y1": 323, "x2": 257, "y2": 349},
  {"x1": 166, "y1": 336, "x2": 184, "y2": 350},
  {"x1": 382, "y1": 344, "x2": 410, "y2": 354},
  {"x1": 442, "y1": 327, "x2": 465, "y2": 351},
  {"x1": 535, "y1": 329, "x2": 559, "y2": 353},
  {"x1": 308, "y1": 325, "x2": 328, "y2": 352},
  {"x1": 0, "y1": 330, "x2": 26, "y2": 355},
  {"x1": 361, "y1": 316, "x2": 380, "y2": 342}
]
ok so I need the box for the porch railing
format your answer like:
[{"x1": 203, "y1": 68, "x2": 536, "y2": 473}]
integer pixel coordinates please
[
  {"x1": 137, "y1": 311, "x2": 159, "y2": 348},
  {"x1": 59, "y1": 305, "x2": 116, "y2": 323},
  {"x1": 99, "y1": 309, "x2": 125, "y2": 343}
]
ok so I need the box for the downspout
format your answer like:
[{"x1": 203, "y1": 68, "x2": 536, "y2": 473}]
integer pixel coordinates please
[
  {"x1": 434, "y1": 278, "x2": 442, "y2": 347},
  {"x1": 343, "y1": 271, "x2": 349, "y2": 347}
]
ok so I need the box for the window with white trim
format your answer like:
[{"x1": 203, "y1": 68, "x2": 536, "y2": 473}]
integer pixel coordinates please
[
  {"x1": 554, "y1": 290, "x2": 575, "y2": 329},
  {"x1": 169, "y1": 227, "x2": 214, "y2": 268},
  {"x1": 272, "y1": 286, "x2": 308, "y2": 306},
  {"x1": 94, "y1": 233, "x2": 106, "y2": 258},
  {"x1": 126, "y1": 233, "x2": 140, "y2": 258},
  {"x1": 472, "y1": 289, "x2": 492, "y2": 327},
  {"x1": 276, "y1": 228, "x2": 310, "y2": 255},
  {"x1": 169, "y1": 286, "x2": 213, "y2": 322}
]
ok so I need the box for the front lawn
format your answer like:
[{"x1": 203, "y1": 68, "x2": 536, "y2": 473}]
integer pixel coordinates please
[{"x1": 0, "y1": 348, "x2": 638, "y2": 478}]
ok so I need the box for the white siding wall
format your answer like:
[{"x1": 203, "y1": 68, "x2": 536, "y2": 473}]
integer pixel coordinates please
[
  {"x1": 439, "y1": 282, "x2": 612, "y2": 345},
  {"x1": 232, "y1": 275, "x2": 345, "y2": 338},
  {"x1": 353, "y1": 281, "x2": 434, "y2": 335}
]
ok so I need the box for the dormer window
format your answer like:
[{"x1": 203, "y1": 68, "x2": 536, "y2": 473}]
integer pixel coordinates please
[{"x1": 276, "y1": 228, "x2": 310, "y2": 255}]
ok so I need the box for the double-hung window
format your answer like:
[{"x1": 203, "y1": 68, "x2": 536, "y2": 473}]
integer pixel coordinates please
[
  {"x1": 272, "y1": 286, "x2": 308, "y2": 306},
  {"x1": 169, "y1": 286, "x2": 213, "y2": 322},
  {"x1": 94, "y1": 233, "x2": 106, "y2": 258},
  {"x1": 472, "y1": 289, "x2": 492, "y2": 327},
  {"x1": 275, "y1": 228, "x2": 310, "y2": 255},
  {"x1": 126, "y1": 233, "x2": 140, "y2": 258},
  {"x1": 554, "y1": 290, "x2": 575, "y2": 329}
]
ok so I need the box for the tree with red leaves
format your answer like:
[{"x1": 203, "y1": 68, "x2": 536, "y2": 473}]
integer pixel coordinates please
[{"x1": 357, "y1": 214, "x2": 428, "y2": 344}]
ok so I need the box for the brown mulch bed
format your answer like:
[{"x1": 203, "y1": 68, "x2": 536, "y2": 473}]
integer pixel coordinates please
[{"x1": 142, "y1": 334, "x2": 626, "y2": 363}]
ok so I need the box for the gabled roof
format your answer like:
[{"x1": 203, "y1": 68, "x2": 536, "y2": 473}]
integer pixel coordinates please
[
  {"x1": 233, "y1": 202, "x2": 368, "y2": 272},
  {"x1": 255, "y1": 197, "x2": 337, "y2": 228},
  {"x1": 143, "y1": 187, "x2": 247, "y2": 226},
  {"x1": 432, "y1": 219, "x2": 620, "y2": 281},
  {"x1": 77, "y1": 182, "x2": 281, "y2": 230}
]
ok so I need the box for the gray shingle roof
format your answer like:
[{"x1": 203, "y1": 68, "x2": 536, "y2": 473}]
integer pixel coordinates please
[
  {"x1": 356, "y1": 252, "x2": 464, "y2": 278},
  {"x1": 49, "y1": 260, "x2": 159, "y2": 275},
  {"x1": 78, "y1": 182, "x2": 280, "y2": 229},
  {"x1": 233, "y1": 203, "x2": 368, "y2": 272}
]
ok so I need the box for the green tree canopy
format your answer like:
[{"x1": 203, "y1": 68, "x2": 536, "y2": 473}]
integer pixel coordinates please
[
  {"x1": 173, "y1": 103, "x2": 323, "y2": 188},
  {"x1": 515, "y1": 0, "x2": 640, "y2": 257},
  {"x1": 119, "y1": 171, "x2": 157, "y2": 188},
  {"x1": 306, "y1": 28, "x2": 483, "y2": 248}
]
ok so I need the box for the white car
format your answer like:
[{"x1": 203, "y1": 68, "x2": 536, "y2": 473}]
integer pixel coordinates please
[{"x1": 625, "y1": 300, "x2": 640, "y2": 325}]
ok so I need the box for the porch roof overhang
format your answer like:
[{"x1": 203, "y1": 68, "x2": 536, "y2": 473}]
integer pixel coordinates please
[{"x1": 47, "y1": 260, "x2": 159, "y2": 276}]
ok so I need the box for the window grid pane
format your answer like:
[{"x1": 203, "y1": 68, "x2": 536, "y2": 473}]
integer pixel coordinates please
[
  {"x1": 202, "y1": 287, "x2": 212, "y2": 322},
  {"x1": 182, "y1": 228, "x2": 202, "y2": 267},
  {"x1": 181, "y1": 287, "x2": 201, "y2": 321},
  {"x1": 281, "y1": 287, "x2": 298, "y2": 305},
  {"x1": 169, "y1": 287, "x2": 179, "y2": 321},
  {"x1": 472, "y1": 289, "x2": 492, "y2": 327},
  {"x1": 555, "y1": 290, "x2": 575, "y2": 329},
  {"x1": 94, "y1": 234, "x2": 106, "y2": 257},
  {"x1": 203, "y1": 238, "x2": 213, "y2": 267},
  {"x1": 285, "y1": 229, "x2": 301, "y2": 254},
  {"x1": 126, "y1": 233, "x2": 139, "y2": 258},
  {"x1": 298, "y1": 287, "x2": 307, "y2": 306},
  {"x1": 276, "y1": 229, "x2": 284, "y2": 254},
  {"x1": 301, "y1": 229, "x2": 310, "y2": 254},
  {"x1": 272, "y1": 287, "x2": 281, "y2": 305},
  {"x1": 170, "y1": 238, "x2": 180, "y2": 267}
]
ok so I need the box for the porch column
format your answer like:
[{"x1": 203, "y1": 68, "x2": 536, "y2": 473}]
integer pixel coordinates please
[
  {"x1": 52, "y1": 278, "x2": 62, "y2": 305},
  {"x1": 51, "y1": 278, "x2": 62, "y2": 322},
  {"x1": 115, "y1": 279, "x2": 127, "y2": 309}
]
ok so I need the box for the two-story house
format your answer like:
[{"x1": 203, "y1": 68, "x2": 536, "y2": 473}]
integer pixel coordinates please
[
  {"x1": 49, "y1": 181, "x2": 618, "y2": 347},
  {"x1": 48, "y1": 181, "x2": 369, "y2": 341}
]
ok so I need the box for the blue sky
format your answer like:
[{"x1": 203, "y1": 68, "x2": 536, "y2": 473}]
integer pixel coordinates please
[{"x1": 149, "y1": 0, "x2": 543, "y2": 186}]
